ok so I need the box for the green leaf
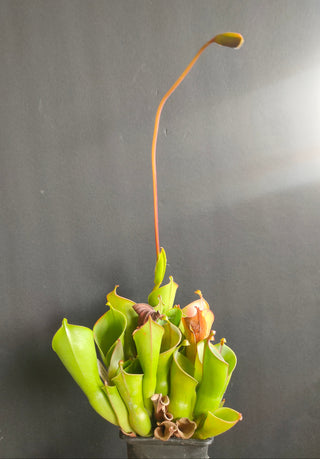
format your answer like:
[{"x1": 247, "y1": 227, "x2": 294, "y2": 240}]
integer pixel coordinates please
[
  {"x1": 108, "y1": 339, "x2": 124, "y2": 381},
  {"x1": 124, "y1": 357, "x2": 143, "y2": 374},
  {"x1": 132, "y1": 317, "x2": 164, "y2": 414},
  {"x1": 160, "y1": 319, "x2": 182, "y2": 353},
  {"x1": 195, "y1": 407, "x2": 242, "y2": 439},
  {"x1": 52, "y1": 319, "x2": 117, "y2": 425},
  {"x1": 194, "y1": 341, "x2": 229, "y2": 417},
  {"x1": 148, "y1": 276, "x2": 178, "y2": 313},
  {"x1": 112, "y1": 362, "x2": 152, "y2": 437},
  {"x1": 213, "y1": 341, "x2": 237, "y2": 391},
  {"x1": 93, "y1": 307, "x2": 126, "y2": 368},
  {"x1": 168, "y1": 350, "x2": 198, "y2": 419},
  {"x1": 107, "y1": 286, "x2": 138, "y2": 359},
  {"x1": 102, "y1": 383, "x2": 134, "y2": 435},
  {"x1": 167, "y1": 306, "x2": 182, "y2": 327},
  {"x1": 153, "y1": 247, "x2": 167, "y2": 287},
  {"x1": 194, "y1": 339, "x2": 205, "y2": 383},
  {"x1": 156, "y1": 320, "x2": 182, "y2": 395}
]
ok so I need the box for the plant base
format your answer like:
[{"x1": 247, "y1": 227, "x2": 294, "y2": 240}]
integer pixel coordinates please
[{"x1": 120, "y1": 432, "x2": 214, "y2": 459}]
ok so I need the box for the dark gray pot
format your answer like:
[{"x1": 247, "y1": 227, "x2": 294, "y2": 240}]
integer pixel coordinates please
[{"x1": 120, "y1": 432, "x2": 214, "y2": 459}]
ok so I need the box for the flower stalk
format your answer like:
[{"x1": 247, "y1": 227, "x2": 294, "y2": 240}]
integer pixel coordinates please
[{"x1": 152, "y1": 32, "x2": 244, "y2": 257}]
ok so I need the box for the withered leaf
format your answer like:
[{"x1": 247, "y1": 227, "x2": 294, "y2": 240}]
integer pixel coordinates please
[
  {"x1": 151, "y1": 393, "x2": 173, "y2": 422},
  {"x1": 154, "y1": 421, "x2": 178, "y2": 441},
  {"x1": 175, "y1": 417, "x2": 197, "y2": 439},
  {"x1": 133, "y1": 303, "x2": 161, "y2": 327}
]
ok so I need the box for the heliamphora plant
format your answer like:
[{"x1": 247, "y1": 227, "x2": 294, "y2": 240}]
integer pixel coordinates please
[
  {"x1": 52, "y1": 32, "x2": 244, "y2": 441},
  {"x1": 52, "y1": 249, "x2": 242, "y2": 440}
]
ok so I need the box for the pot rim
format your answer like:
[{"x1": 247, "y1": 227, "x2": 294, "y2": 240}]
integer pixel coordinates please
[{"x1": 119, "y1": 431, "x2": 214, "y2": 446}]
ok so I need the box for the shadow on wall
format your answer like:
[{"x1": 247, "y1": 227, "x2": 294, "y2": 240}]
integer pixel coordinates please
[{"x1": 163, "y1": 181, "x2": 320, "y2": 459}]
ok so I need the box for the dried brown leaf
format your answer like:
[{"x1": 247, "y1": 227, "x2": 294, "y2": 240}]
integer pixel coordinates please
[
  {"x1": 175, "y1": 417, "x2": 197, "y2": 439},
  {"x1": 154, "y1": 421, "x2": 178, "y2": 441},
  {"x1": 133, "y1": 303, "x2": 161, "y2": 327}
]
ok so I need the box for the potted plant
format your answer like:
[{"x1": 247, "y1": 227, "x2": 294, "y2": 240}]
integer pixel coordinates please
[{"x1": 52, "y1": 32, "x2": 244, "y2": 459}]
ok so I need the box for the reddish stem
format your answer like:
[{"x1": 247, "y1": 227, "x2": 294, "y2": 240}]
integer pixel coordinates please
[
  {"x1": 152, "y1": 38, "x2": 217, "y2": 258},
  {"x1": 151, "y1": 33, "x2": 243, "y2": 258}
]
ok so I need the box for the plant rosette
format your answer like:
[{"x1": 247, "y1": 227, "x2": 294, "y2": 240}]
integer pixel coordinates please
[
  {"x1": 52, "y1": 32, "x2": 244, "y2": 448},
  {"x1": 52, "y1": 250, "x2": 242, "y2": 441}
]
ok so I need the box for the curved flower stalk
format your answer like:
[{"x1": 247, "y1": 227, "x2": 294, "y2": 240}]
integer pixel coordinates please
[
  {"x1": 151, "y1": 33, "x2": 244, "y2": 257},
  {"x1": 52, "y1": 31, "x2": 244, "y2": 441}
]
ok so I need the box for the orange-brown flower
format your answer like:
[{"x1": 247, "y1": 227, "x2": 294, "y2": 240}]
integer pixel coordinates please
[{"x1": 181, "y1": 290, "x2": 214, "y2": 343}]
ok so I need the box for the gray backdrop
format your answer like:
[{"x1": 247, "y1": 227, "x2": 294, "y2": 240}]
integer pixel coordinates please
[{"x1": 1, "y1": 1, "x2": 319, "y2": 458}]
